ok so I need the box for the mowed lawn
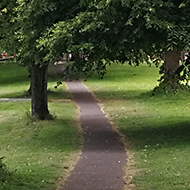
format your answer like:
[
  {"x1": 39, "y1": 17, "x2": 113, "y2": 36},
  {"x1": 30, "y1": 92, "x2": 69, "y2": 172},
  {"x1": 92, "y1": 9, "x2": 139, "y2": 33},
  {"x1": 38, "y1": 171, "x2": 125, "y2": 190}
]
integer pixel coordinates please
[
  {"x1": 84, "y1": 63, "x2": 190, "y2": 190},
  {"x1": 0, "y1": 62, "x2": 82, "y2": 190}
]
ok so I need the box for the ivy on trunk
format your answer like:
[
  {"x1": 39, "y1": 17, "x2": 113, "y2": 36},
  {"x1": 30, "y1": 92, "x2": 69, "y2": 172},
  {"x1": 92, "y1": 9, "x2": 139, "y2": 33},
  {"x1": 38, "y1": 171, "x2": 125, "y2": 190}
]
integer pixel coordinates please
[{"x1": 153, "y1": 51, "x2": 190, "y2": 95}]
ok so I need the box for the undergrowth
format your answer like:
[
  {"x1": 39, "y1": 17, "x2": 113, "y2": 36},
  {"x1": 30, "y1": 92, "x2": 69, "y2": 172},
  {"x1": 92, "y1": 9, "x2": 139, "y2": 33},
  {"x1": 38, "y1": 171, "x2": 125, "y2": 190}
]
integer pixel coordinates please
[{"x1": 153, "y1": 55, "x2": 190, "y2": 95}]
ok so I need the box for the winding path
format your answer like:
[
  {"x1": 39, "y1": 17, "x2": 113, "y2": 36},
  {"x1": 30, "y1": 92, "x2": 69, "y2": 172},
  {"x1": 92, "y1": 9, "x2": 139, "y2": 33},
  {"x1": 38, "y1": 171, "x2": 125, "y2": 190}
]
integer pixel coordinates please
[{"x1": 62, "y1": 81, "x2": 127, "y2": 190}]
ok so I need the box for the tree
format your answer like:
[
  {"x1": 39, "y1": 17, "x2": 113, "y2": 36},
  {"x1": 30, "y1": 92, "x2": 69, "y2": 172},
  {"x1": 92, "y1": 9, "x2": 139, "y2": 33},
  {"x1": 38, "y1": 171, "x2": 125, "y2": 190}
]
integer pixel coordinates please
[
  {"x1": 0, "y1": 0, "x2": 83, "y2": 119},
  {"x1": 40, "y1": 0, "x2": 190, "y2": 92},
  {"x1": 2, "y1": 0, "x2": 190, "y2": 108}
]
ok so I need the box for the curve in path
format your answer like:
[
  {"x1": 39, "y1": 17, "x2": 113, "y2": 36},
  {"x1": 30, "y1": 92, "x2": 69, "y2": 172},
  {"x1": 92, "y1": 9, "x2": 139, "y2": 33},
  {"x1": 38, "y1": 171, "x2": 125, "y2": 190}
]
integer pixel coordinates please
[{"x1": 62, "y1": 81, "x2": 127, "y2": 190}]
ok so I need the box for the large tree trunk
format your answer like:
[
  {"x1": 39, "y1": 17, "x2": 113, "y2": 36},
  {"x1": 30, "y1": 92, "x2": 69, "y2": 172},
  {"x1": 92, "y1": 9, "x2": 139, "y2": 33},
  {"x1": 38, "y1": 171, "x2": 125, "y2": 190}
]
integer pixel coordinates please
[
  {"x1": 164, "y1": 49, "x2": 180, "y2": 75},
  {"x1": 31, "y1": 63, "x2": 51, "y2": 120},
  {"x1": 153, "y1": 50, "x2": 187, "y2": 95}
]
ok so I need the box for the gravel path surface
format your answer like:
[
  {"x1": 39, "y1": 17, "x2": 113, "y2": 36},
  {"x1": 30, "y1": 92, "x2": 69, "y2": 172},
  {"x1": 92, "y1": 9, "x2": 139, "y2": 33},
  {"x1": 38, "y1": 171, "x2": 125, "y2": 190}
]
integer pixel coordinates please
[{"x1": 62, "y1": 81, "x2": 127, "y2": 190}]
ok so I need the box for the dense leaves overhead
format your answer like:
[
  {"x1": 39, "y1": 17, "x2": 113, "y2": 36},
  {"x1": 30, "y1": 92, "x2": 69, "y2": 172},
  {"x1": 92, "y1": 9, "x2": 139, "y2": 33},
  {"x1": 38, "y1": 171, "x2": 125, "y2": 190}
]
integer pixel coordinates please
[
  {"x1": 39, "y1": 0, "x2": 190, "y2": 66},
  {"x1": 1, "y1": 0, "x2": 190, "y2": 72}
]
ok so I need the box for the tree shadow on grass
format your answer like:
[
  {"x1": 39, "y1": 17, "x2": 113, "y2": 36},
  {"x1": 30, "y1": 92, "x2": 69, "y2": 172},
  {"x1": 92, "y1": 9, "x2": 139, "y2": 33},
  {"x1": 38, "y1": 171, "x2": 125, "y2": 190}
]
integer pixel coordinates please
[
  {"x1": 121, "y1": 119, "x2": 190, "y2": 150},
  {"x1": 0, "y1": 62, "x2": 63, "y2": 90},
  {"x1": 0, "y1": 87, "x2": 70, "y2": 100},
  {"x1": 0, "y1": 166, "x2": 55, "y2": 190},
  {"x1": 0, "y1": 75, "x2": 29, "y2": 86}
]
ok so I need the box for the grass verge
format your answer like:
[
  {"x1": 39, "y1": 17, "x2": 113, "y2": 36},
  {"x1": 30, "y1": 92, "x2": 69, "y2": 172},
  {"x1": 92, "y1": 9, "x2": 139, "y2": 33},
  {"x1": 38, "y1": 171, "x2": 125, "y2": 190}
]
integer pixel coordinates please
[
  {"x1": 0, "y1": 61, "x2": 82, "y2": 190},
  {"x1": 84, "y1": 63, "x2": 190, "y2": 190}
]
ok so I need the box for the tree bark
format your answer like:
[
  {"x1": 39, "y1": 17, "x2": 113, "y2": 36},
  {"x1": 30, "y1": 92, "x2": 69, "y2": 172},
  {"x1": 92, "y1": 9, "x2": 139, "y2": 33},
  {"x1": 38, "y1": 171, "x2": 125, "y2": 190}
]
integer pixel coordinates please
[
  {"x1": 27, "y1": 66, "x2": 32, "y2": 95},
  {"x1": 164, "y1": 49, "x2": 180, "y2": 75},
  {"x1": 31, "y1": 63, "x2": 51, "y2": 120}
]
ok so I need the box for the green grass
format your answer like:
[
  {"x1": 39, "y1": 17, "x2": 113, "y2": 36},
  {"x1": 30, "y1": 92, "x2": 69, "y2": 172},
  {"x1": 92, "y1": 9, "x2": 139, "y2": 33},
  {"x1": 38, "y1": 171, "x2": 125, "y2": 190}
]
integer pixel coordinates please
[
  {"x1": 0, "y1": 61, "x2": 69, "y2": 99},
  {"x1": 0, "y1": 62, "x2": 30, "y2": 98},
  {"x1": 84, "y1": 63, "x2": 190, "y2": 190},
  {"x1": 0, "y1": 62, "x2": 82, "y2": 190}
]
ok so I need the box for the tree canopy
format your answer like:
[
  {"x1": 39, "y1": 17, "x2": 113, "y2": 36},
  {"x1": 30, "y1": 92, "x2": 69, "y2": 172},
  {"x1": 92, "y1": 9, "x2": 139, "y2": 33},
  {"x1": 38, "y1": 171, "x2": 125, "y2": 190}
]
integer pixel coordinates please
[
  {"x1": 1, "y1": 0, "x2": 190, "y2": 119},
  {"x1": 39, "y1": 0, "x2": 190, "y2": 69},
  {"x1": 2, "y1": 0, "x2": 190, "y2": 73}
]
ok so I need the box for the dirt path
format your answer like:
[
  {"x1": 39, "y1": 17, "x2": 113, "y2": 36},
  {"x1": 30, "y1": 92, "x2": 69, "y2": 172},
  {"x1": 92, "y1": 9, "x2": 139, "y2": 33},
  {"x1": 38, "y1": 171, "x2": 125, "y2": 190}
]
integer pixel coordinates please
[{"x1": 61, "y1": 81, "x2": 127, "y2": 190}]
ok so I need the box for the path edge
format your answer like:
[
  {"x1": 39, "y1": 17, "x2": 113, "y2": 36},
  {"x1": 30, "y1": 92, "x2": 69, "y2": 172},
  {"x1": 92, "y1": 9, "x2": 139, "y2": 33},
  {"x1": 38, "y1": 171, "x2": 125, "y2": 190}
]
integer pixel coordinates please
[
  {"x1": 82, "y1": 80, "x2": 137, "y2": 190},
  {"x1": 55, "y1": 81, "x2": 83, "y2": 190}
]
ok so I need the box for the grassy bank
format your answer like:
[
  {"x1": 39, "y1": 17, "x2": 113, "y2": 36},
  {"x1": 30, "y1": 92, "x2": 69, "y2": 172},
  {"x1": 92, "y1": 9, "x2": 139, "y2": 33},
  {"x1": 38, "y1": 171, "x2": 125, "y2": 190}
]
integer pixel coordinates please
[
  {"x1": 0, "y1": 62, "x2": 81, "y2": 190},
  {"x1": 84, "y1": 63, "x2": 190, "y2": 190}
]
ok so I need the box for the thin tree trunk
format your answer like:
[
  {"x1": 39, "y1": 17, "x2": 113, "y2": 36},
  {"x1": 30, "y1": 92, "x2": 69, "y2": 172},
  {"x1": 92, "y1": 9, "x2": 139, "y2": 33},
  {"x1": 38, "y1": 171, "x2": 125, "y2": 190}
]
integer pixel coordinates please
[{"x1": 31, "y1": 63, "x2": 51, "y2": 120}]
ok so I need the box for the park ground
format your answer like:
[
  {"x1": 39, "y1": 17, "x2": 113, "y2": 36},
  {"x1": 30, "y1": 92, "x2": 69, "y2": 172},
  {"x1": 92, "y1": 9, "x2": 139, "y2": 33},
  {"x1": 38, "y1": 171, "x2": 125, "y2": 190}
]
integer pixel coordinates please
[{"x1": 1, "y1": 61, "x2": 190, "y2": 190}]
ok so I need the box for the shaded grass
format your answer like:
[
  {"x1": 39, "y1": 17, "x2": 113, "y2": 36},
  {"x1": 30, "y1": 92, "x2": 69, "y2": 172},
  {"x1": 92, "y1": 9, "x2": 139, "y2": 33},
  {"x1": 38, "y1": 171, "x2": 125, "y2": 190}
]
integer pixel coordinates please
[
  {"x1": 84, "y1": 63, "x2": 190, "y2": 190},
  {"x1": 0, "y1": 61, "x2": 30, "y2": 98},
  {"x1": 0, "y1": 62, "x2": 82, "y2": 190},
  {"x1": 0, "y1": 62, "x2": 69, "y2": 99},
  {"x1": 0, "y1": 62, "x2": 28, "y2": 86}
]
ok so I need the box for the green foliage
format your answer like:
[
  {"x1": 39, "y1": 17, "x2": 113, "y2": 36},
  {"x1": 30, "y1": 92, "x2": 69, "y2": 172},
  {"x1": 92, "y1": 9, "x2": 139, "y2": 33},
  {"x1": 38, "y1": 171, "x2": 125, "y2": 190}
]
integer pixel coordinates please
[
  {"x1": 36, "y1": 0, "x2": 190, "y2": 79},
  {"x1": 2, "y1": 0, "x2": 190, "y2": 81},
  {"x1": 153, "y1": 74, "x2": 186, "y2": 95},
  {"x1": 1, "y1": 0, "x2": 82, "y2": 66},
  {"x1": 2, "y1": 0, "x2": 190, "y2": 78}
]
